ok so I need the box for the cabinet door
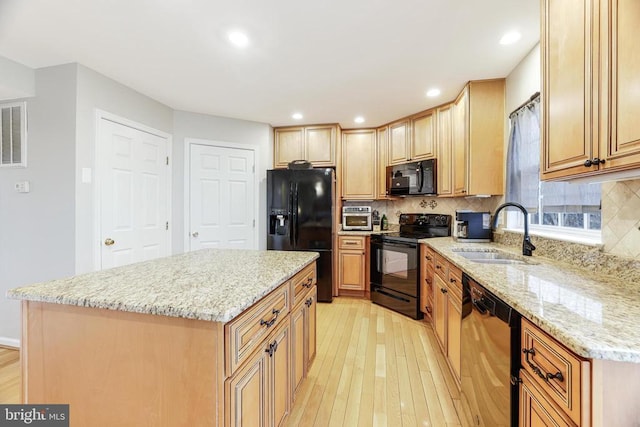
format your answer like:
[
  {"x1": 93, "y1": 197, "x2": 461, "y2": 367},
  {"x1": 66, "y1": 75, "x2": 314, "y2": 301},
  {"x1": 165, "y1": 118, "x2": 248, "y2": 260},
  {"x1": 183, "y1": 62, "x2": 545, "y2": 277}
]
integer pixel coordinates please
[
  {"x1": 388, "y1": 120, "x2": 410, "y2": 165},
  {"x1": 338, "y1": 250, "x2": 366, "y2": 291},
  {"x1": 411, "y1": 110, "x2": 436, "y2": 161},
  {"x1": 341, "y1": 130, "x2": 376, "y2": 200},
  {"x1": 377, "y1": 126, "x2": 389, "y2": 199},
  {"x1": 447, "y1": 293, "x2": 462, "y2": 383},
  {"x1": 290, "y1": 302, "x2": 306, "y2": 399},
  {"x1": 274, "y1": 128, "x2": 304, "y2": 168},
  {"x1": 269, "y1": 321, "x2": 291, "y2": 427},
  {"x1": 306, "y1": 126, "x2": 336, "y2": 167},
  {"x1": 452, "y1": 88, "x2": 468, "y2": 195},
  {"x1": 433, "y1": 274, "x2": 448, "y2": 351},
  {"x1": 541, "y1": 0, "x2": 596, "y2": 179},
  {"x1": 226, "y1": 346, "x2": 268, "y2": 427},
  {"x1": 306, "y1": 288, "x2": 317, "y2": 365},
  {"x1": 603, "y1": 0, "x2": 640, "y2": 170},
  {"x1": 436, "y1": 104, "x2": 453, "y2": 196},
  {"x1": 520, "y1": 371, "x2": 573, "y2": 427},
  {"x1": 420, "y1": 245, "x2": 435, "y2": 316}
]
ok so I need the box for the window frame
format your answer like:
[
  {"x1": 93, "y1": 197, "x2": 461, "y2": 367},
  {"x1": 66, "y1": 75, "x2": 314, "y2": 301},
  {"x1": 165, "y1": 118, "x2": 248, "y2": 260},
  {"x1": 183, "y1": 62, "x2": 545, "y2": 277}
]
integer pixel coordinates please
[
  {"x1": 505, "y1": 211, "x2": 602, "y2": 245},
  {"x1": 0, "y1": 101, "x2": 28, "y2": 168}
]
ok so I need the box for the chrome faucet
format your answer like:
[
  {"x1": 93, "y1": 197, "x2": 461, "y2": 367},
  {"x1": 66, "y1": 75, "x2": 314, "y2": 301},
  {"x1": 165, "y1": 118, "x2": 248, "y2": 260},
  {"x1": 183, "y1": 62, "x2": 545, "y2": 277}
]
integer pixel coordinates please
[{"x1": 492, "y1": 202, "x2": 536, "y2": 256}]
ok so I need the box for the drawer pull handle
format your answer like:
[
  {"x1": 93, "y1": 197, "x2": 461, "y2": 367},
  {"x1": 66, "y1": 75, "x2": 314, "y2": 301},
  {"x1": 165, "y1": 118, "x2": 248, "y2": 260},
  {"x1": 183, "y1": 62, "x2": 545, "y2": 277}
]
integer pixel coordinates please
[
  {"x1": 425, "y1": 255, "x2": 432, "y2": 261},
  {"x1": 440, "y1": 288, "x2": 448, "y2": 294},
  {"x1": 345, "y1": 241, "x2": 358, "y2": 245},
  {"x1": 523, "y1": 348, "x2": 565, "y2": 383},
  {"x1": 260, "y1": 309, "x2": 281, "y2": 328},
  {"x1": 303, "y1": 277, "x2": 313, "y2": 288},
  {"x1": 265, "y1": 339, "x2": 279, "y2": 357},
  {"x1": 450, "y1": 278, "x2": 456, "y2": 283},
  {"x1": 305, "y1": 298, "x2": 313, "y2": 307},
  {"x1": 436, "y1": 265, "x2": 442, "y2": 270},
  {"x1": 426, "y1": 278, "x2": 431, "y2": 285}
]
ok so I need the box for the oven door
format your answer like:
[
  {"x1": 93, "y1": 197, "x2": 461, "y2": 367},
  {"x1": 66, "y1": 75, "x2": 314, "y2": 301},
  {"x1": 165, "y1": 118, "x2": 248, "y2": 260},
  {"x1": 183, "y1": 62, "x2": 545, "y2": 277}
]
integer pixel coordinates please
[{"x1": 379, "y1": 240, "x2": 418, "y2": 297}]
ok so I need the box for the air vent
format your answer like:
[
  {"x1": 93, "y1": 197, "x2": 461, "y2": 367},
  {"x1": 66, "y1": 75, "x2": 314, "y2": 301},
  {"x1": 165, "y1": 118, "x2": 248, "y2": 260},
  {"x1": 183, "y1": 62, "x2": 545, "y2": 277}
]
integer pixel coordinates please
[{"x1": 0, "y1": 102, "x2": 27, "y2": 167}]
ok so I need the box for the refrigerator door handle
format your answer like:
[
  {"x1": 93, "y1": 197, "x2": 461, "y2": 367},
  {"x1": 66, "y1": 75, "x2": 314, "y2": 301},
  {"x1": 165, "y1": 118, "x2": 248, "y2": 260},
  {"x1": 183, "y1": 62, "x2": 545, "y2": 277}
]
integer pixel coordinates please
[
  {"x1": 293, "y1": 182, "x2": 299, "y2": 247},
  {"x1": 289, "y1": 181, "x2": 295, "y2": 247}
]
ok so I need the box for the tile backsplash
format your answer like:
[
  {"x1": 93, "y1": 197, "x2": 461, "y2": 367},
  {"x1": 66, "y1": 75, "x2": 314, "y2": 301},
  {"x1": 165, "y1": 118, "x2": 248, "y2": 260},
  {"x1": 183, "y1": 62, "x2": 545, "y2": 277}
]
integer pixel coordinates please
[{"x1": 602, "y1": 179, "x2": 640, "y2": 260}]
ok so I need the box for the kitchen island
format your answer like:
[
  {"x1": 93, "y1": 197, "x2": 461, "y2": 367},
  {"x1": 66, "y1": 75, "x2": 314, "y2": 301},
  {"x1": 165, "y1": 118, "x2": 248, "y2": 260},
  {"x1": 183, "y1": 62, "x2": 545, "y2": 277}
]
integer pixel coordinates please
[{"x1": 8, "y1": 249, "x2": 319, "y2": 427}]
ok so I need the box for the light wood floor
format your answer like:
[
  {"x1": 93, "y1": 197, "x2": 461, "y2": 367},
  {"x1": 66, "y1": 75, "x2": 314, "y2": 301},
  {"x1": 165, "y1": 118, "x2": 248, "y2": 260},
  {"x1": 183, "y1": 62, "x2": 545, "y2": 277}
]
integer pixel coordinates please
[
  {"x1": 0, "y1": 299, "x2": 465, "y2": 426},
  {"x1": 287, "y1": 297, "x2": 464, "y2": 427},
  {"x1": 0, "y1": 346, "x2": 20, "y2": 404}
]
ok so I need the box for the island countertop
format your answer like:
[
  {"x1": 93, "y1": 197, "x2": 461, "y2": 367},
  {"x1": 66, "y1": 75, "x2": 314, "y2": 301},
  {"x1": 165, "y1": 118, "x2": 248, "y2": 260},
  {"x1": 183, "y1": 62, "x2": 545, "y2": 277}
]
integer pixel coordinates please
[
  {"x1": 422, "y1": 237, "x2": 640, "y2": 363},
  {"x1": 7, "y1": 249, "x2": 318, "y2": 323}
]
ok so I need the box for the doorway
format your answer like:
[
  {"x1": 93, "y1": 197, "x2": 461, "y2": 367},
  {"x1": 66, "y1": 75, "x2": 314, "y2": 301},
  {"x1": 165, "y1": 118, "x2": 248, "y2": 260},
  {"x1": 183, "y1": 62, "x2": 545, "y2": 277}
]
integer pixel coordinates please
[
  {"x1": 96, "y1": 114, "x2": 171, "y2": 269},
  {"x1": 186, "y1": 140, "x2": 257, "y2": 251}
]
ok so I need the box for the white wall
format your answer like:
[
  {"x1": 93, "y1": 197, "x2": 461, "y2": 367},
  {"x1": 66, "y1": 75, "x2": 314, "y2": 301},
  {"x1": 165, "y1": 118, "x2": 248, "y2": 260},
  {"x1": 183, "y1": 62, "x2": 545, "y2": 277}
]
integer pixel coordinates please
[
  {"x1": 172, "y1": 111, "x2": 273, "y2": 253},
  {"x1": 0, "y1": 55, "x2": 35, "y2": 101},
  {"x1": 74, "y1": 64, "x2": 174, "y2": 274},
  {"x1": 0, "y1": 64, "x2": 77, "y2": 345},
  {"x1": 505, "y1": 43, "x2": 541, "y2": 115}
]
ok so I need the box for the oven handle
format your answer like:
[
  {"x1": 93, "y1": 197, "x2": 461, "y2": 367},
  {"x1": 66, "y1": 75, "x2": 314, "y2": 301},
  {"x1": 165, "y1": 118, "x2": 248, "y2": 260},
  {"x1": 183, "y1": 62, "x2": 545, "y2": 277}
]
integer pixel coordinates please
[
  {"x1": 381, "y1": 240, "x2": 418, "y2": 250},
  {"x1": 373, "y1": 287, "x2": 411, "y2": 303}
]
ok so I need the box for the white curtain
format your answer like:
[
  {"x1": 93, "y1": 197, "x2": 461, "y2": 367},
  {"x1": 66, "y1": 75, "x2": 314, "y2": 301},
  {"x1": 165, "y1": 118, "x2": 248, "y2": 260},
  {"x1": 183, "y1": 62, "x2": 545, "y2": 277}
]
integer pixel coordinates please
[{"x1": 506, "y1": 95, "x2": 600, "y2": 214}]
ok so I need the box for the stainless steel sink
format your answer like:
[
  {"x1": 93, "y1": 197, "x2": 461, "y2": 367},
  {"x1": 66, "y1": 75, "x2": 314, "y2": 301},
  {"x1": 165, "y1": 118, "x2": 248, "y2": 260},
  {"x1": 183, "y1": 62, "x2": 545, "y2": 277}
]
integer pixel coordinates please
[{"x1": 452, "y1": 249, "x2": 537, "y2": 265}]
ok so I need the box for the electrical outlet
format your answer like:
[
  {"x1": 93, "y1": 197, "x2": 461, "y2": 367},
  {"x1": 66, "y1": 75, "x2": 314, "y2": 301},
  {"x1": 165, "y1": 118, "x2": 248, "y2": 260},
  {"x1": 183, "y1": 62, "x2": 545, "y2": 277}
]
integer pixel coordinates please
[{"x1": 15, "y1": 181, "x2": 30, "y2": 193}]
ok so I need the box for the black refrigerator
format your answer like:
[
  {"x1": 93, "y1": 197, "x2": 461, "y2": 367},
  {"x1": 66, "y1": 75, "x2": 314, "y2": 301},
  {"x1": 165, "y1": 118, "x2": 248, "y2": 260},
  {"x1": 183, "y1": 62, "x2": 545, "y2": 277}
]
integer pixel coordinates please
[{"x1": 267, "y1": 168, "x2": 334, "y2": 302}]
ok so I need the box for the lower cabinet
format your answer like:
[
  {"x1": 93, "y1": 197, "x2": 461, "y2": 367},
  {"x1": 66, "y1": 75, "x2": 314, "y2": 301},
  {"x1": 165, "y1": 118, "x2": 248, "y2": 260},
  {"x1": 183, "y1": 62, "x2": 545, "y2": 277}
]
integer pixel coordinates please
[
  {"x1": 337, "y1": 235, "x2": 369, "y2": 297},
  {"x1": 520, "y1": 370, "x2": 573, "y2": 427},
  {"x1": 432, "y1": 252, "x2": 462, "y2": 385},
  {"x1": 226, "y1": 319, "x2": 291, "y2": 427},
  {"x1": 291, "y1": 286, "x2": 317, "y2": 400},
  {"x1": 420, "y1": 245, "x2": 435, "y2": 319}
]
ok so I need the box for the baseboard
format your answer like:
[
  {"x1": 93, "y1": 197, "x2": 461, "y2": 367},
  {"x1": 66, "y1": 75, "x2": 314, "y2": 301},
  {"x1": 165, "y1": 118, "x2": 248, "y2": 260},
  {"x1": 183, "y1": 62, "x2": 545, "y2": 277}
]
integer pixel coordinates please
[{"x1": 0, "y1": 337, "x2": 20, "y2": 349}]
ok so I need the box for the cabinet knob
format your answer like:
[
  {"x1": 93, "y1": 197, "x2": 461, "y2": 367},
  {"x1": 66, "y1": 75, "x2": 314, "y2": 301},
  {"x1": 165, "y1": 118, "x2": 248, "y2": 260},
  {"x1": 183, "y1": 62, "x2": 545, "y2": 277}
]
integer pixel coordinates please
[
  {"x1": 583, "y1": 157, "x2": 606, "y2": 167},
  {"x1": 440, "y1": 288, "x2": 448, "y2": 294}
]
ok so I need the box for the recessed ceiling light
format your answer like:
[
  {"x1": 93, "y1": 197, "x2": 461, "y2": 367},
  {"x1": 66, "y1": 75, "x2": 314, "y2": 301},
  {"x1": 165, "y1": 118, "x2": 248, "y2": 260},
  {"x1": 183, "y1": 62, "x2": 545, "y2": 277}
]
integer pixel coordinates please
[
  {"x1": 426, "y1": 88, "x2": 441, "y2": 97},
  {"x1": 228, "y1": 31, "x2": 250, "y2": 48},
  {"x1": 292, "y1": 113, "x2": 303, "y2": 120},
  {"x1": 354, "y1": 116, "x2": 365, "y2": 124},
  {"x1": 500, "y1": 31, "x2": 521, "y2": 45}
]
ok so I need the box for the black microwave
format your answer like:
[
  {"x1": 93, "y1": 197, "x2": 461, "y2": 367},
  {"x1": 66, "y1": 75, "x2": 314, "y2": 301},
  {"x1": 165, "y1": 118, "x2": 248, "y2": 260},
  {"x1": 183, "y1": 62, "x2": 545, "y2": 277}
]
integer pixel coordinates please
[{"x1": 387, "y1": 159, "x2": 437, "y2": 196}]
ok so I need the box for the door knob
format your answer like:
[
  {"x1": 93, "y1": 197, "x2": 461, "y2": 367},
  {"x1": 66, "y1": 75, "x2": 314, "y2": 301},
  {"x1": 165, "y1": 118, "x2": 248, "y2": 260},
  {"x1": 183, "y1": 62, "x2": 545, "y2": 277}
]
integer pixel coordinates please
[
  {"x1": 104, "y1": 238, "x2": 115, "y2": 246},
  {"x1": 192, "y1": 232, "x2": 199, "y2": 238}
]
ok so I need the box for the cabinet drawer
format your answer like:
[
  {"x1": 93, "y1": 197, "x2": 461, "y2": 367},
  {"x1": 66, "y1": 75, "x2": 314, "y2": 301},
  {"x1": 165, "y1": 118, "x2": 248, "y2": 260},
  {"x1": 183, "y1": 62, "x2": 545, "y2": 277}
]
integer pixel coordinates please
[
  {"x1": 291, "y1": 263, "x2": 316, "y2": 308},
  {"x1": 521, "y1": 318, "x2": 589, "y2": 426},
  {"x1": 423, "y1": 246, "x2": 435, "y2": 265},
  {"x1": 447, "y1": 264, "x2": 463, "y2": 302},
  {"x1": 226, "y1": 282, "x2": 290, "y2": 376},
  {"x1": 434, "y1": 254, "x2": 448, "y2": 280},
  {"x1": 338, "y1": 235, "x2": 365, "y2": 250}
]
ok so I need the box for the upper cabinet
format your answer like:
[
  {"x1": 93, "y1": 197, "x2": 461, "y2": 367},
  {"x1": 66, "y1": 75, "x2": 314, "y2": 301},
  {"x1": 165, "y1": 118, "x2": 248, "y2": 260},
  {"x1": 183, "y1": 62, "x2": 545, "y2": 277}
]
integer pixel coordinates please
[
  {"x1": 388, "y1": 120, "x2": 410, "y2": 165},
  {"x1": 542, "y1": 0, "x2": 640, "y2": 180},
  {"x1": 436, "y1": 104, "x2": 453, "y2": 196},
  {"x1": 376, "y1": 126, "x2": 389, "y2": 199},
  {"x1": 341, "y1": 129, "x2": 376, "y2": 200},
  {"x1": 387, "y1": 111, "x2": 437, "y2": 166},
  {"x1": 452, "y1": 79, "x2": 505, "y2": 196},
  {"x1": 274, "y1": 124, "x2": 338, "y2": 168}
]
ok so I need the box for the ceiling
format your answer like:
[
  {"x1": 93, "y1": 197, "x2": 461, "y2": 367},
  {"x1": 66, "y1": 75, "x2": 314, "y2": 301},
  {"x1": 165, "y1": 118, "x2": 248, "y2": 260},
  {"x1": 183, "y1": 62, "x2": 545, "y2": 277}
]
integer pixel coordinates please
[{"x1": 0, "y1": 0, "x2": 540, "y2": 128}]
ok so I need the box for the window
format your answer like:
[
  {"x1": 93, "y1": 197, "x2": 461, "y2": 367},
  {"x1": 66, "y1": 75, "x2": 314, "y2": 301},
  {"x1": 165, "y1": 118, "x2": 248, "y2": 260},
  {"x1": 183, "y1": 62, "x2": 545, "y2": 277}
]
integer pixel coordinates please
[
  {"x1": 0, "y1": 101, "x2": 27, "y2": 167},
  {"x1": 505, "y1": 95, "x2": 601, "y2": 242}
]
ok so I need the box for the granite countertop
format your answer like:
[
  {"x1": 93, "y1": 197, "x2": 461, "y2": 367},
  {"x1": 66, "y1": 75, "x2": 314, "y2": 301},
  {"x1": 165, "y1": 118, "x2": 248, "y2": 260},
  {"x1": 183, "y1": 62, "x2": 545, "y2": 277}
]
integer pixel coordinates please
[
  {"x1": 7, "y1": 249, "x2": 318, "y2": 323},
  {"x1": 422, "y1": 237, "x2": 640, "y2": 363}
]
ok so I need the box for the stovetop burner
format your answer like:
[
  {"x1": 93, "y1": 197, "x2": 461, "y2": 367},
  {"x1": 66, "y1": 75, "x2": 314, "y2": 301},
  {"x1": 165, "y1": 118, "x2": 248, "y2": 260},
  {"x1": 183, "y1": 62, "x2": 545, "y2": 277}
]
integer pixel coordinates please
[{"x1": 377, "y1": 213, "x2": 452, "y2": 242}]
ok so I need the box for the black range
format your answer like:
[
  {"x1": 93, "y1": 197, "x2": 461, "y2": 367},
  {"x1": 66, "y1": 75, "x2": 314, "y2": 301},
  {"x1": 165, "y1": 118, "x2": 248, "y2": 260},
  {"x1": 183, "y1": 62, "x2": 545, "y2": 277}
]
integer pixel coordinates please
[{"x1": 370, "y1": 213, "x2": 452, "y2": 319}]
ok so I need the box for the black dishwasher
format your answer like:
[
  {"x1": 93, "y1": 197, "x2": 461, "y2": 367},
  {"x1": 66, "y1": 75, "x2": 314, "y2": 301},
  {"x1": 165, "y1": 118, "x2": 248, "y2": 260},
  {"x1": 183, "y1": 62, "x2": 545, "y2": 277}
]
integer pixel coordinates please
[{"x1": 460, "y1": 273, "x2": 521, "y2": 427}]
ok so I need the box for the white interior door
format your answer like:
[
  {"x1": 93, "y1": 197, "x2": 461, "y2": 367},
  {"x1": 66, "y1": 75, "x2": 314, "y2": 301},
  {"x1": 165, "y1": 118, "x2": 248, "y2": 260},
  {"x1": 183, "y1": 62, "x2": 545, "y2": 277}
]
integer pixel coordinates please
[
  {"x1": 99, "y1": 118, "x2": 170, "y2": 269},
  {"x1": 189, "y1": 144, "x2": 256, "y2": 250}
]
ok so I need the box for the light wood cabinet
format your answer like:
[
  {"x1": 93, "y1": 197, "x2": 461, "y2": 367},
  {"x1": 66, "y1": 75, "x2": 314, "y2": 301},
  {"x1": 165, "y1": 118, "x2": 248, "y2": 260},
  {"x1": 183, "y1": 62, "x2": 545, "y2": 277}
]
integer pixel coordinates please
[
  {"x1": 274, "y1": 125, "x2": 338, "y2": 168},
  {"x1": 388, "y1": 120, "x2": 410, "y2": 165},
  {"x1": 337, "y1": 236, "x2": 367, "y2": 295},
  {"x1": 451, "y1": 80, "x2": 505, "y2": 196},
  {"x1": 376, "y1": 126, "x2": 390, "y2": 199},
  {"x1": 226, "y1": 319, "x2": 291, "y2": 427},
  {"x1": 520, "y1": 370, "x2": 574, "y2": 427},
  {"x1": 341, "y1": 129, "x2": 376, "y2": 200},
  {"x1": 291, "y1": 286, "x2": 317, "y2": 401},
  {"x1": 432, "y1": 253, "x2": 462, "y2": 385},
  {"x1": 420, "y1": 245, "x2": 435, "y2": 320},
  {"x1": 411, "y1": 110, "x2": 437, "y2": 161},
  {"x1": 542, "y1": 0, "x2": 640, "y2": 180},
  {"x1": 436, "y1": 104, "x2": 453, "y2": 196}
]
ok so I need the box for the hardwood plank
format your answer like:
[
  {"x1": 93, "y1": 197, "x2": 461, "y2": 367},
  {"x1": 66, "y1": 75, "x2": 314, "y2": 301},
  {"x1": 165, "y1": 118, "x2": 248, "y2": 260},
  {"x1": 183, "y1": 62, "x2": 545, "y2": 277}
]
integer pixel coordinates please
[{"x1": 0, "y1": 347, "x2": 20, "y2": 404}]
